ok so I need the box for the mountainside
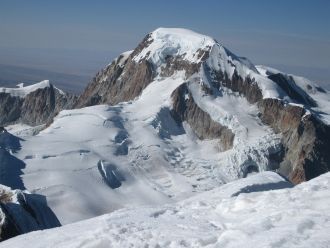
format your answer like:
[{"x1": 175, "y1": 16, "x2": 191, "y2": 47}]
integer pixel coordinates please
[
  {"x1": 2, "y1": 171, "x2": 330, "y2": 248},
  {"x1": 1, "y1": 28, "x2": 330, "y2": 242},
  {"x1": 0, "y1": 80, "x2": 76, "y2": 127},
  {"x1": 76, "y1": 28, "x2": 330, "y2": 183}
]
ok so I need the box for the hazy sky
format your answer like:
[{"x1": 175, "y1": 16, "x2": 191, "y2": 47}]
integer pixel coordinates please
[{"x1": 1, "y1": 0, "x2": 329, "y2": 84}]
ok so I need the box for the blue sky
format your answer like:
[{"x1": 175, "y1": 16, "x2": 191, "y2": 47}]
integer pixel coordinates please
[{"x1": 0, "y1": 0, "x2": 329, "y2": 84}]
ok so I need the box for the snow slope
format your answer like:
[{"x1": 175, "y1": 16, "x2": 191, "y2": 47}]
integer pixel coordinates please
[{"x1": 3, "y1": 172, "x2": 330, "y2": 248}]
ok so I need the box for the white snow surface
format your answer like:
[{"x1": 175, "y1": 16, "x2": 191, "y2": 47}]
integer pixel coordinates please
[
  {"x1": 0, "y1": 80, "x2": 51, "y2": 97},
  {"x1": 133, "y1": 28, "x2": 216, "y2": 68},
  {"x1": 3, "y1": 172, "x2": 330, "y2": 248}
]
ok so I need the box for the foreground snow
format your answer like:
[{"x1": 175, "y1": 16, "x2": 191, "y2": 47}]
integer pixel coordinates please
[{"x1": 2, "y1": 172, "x2": 330, "y2": 248}]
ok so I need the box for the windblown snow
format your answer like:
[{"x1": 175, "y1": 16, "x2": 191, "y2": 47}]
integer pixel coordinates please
[{"x1": 2, "y1": 172, "x2": 330, "y2": 248}]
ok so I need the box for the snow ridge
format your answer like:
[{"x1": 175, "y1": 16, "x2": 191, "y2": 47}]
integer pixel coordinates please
[{"x1": 0, "y1": 80, "x2": 51, "y2": 98}]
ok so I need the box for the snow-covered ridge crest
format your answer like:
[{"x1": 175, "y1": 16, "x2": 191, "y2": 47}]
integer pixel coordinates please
[{"x1": 0, "y1": 80, "x2": 57, "y2": 98}]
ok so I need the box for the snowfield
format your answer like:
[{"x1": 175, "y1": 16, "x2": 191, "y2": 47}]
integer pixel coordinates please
[{"x1": 2, "y1": 172, "x2": 330, "y2": 248}]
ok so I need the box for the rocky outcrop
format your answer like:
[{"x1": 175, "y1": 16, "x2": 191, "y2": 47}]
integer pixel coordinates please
[
  {"x1": 0, "y1": 84, "x2": 76, "y2": 127},
  {"x1": 212, "y1": 68, "x2": 262, "y2": 104},
  {"x1": 160, "y1": 47, "x2": 211, "y2": 79},
  {"x1": 75, "y1": 35, "x2": 157, "y2": 107},
  {"x1": 75, "y1": 55, "x2": 154, "y2": 107},
  {"x1": 258, "y1": 99, "x2": 330, "y2": 184},
  {"x1": 171, "y1": 83, "x2": 234, "y2": 151},
  {"x1": 0, "y1": 185, "x2": 61, "y2": 241},
  {"x1": 268, "y1": 73, "x2": 317, "y2": 107},
  {"x1": 0, "y1": 94, "x2": 22, "y2": 126}
]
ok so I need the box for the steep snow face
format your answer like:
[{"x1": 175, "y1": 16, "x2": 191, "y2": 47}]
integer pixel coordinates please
[
  {"x1": 133, "y1": 27, "x2": 216, "y2": 66},
  {"x1": 0, "y1": 80, "x2": 52, "y2": 98},
  {"x1": 4, "y1": 172, "x2": 330, "y2": 248}
]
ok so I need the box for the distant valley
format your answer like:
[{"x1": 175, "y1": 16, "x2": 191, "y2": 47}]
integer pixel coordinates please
[{"x1": 0, "y1": 64, "x2": 90, "y2": 94}]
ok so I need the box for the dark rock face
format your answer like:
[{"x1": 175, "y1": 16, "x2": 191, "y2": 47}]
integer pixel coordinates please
[
  {"x1": 0, "y1": 186, "x2": 61, "y2": 241},
  {"x1": 75, "y1": 54, "x2": 154, "y2": 107},
  {"x1": 258, "y1": 99, "x2": 330, "y2": 184},
  {"x1": 171, "y1": 83, "x2": 234, "y2": 151},
  {"x1": 213, "y1": 69, "x2": 263, "y2": 104},
  {"x1": 268, "y1": 73, "x2": 317, "y2": 107},
  {"x1": 160, "y1": 47, "x2": 211, "y2": 79},
  {"x1": 75, "y1": 34, "x2": 156, "y2": 107},
  {"x1": 0, "y1": 85, "x2": 76, "y2": 127},
  {"x1": 0, "y1": 94, "x2": 23, "y2": 126}
]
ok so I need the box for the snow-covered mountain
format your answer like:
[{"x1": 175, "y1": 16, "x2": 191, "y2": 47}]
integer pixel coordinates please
[
  {"x1": 76, "y1": 27, "x2": 330, "y2": 183},
  {"x1": 2, "y1": 171, "x2": 330, "y2": 248},
  {"x1": 0, "y1": 80, "x2": 76, "y2": 127},
  {"x1": 1, "y1": 28, "x2": 330, "y2": 244}
]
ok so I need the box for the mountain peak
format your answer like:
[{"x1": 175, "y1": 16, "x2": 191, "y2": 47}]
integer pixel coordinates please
[{"x1": 133, "y1": 27, "x2": 216, "y2": 65}]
